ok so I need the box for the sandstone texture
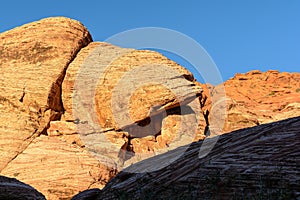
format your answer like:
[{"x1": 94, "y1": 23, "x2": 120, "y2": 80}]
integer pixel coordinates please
[
  {"x1": 0, "y1": 16, "x2": 90, "y2": 170},
  {"x1": 0, "y1": 17, "x2": 115, "y2": 199},
  {"x1": 208, "y1": 70, "x2": 300, "y2": 134},
  {"x1": 93, "y1": 116, "x2": 300, "y2": 199},
  {"x1": 0, "y1": 17, "x2": 206, "y2": 199},
  {"x1": 61, "y1": 41, "x2": 206, "y2": 170}
]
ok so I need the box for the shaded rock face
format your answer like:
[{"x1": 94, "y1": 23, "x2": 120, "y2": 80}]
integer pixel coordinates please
[
  {"x1": 93, "y1": 116, "x2": 300, "y2": 199},
  {"x1": 208, "y1": 70, "x2": 300, "y2": 134},
  {"x1": 0, "y1": 175, "x2": 45, "y2": 200},
  {"x1": 71, "y1": 188, "x2": 101, "y2": 200}
]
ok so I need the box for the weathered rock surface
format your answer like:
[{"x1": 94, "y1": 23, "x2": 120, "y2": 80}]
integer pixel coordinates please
[
  {"x1": 93, "y1": 50, "x2": 202, "y2": 129},
  {"x1": 0, "y1": 16, "x2": 90, "y2": 170},
  {"x1": 1, "y1": 135, "x2": 117, "y2": 200},
  {"x1": 0, "y1": 16, "x2": 91, "y2": 167},
  {"x1": 0, "y1": 17, "x2": 114, "y2": 199},
  {"x1": 2, "y1": 17, "x2": 300, "y2": 200},
  {"x1": 92, "y1": 116, "x2": 300, "y2": 199},
  {"x1": 208, "y1": 70, "x2": 300, "y2": 133},
  {"x1": 0, "y1": 175, "x2": 45, "y2": 200},
  {"x1": 62, "y1": 42, "x2": 206, "y2": 170},
  {"x1": 0, "y1": 17, "x2": 206, "y2": 199}
]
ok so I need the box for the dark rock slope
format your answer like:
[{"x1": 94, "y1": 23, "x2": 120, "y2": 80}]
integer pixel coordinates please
[
  {"x1": 90, "y1": 116, "x2": 300, "y2": 199},
  {"x1": 0, "y1": 175, "x2": 45, "y2": 200}
]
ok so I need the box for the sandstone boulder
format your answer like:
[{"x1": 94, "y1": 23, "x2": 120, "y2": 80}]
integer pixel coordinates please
[
  {"x1": 0, "y1": 17, "x2": 115, "y2": 199},
  {"x1": 61, "y1": 42, "x2": 206, "y2": 171},
  {"x1": 0, "y1": 17, "x2": 91, "y2": 170},
  {"x1": 1, "y1": 135, "x2": 117, "y2": 200},
  {"x1": 209, "y1": 70, "x2": 300, "y2": 133},
  {"x1": 0, "y1": 17, "x2": 207, "y2": 199}
]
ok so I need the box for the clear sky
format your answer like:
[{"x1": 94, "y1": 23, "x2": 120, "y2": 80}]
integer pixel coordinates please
[{"x1": 1, "y1": 0, "x2": 299, "y2": 83}]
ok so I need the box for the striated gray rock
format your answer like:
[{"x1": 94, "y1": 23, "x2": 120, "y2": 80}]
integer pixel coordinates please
[
  {"x1": 71, "y1": 188, "x2": 101, "y2": 200},
  {"x1": 91, "y1": 116, "x2": 300, "y2": 199},
  {"x1": 0, "y1": 175, "x2": 45, "y2": 200}
]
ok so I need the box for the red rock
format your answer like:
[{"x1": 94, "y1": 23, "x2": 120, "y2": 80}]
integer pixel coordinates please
[{"x1": 208, "y1": 70, "x2": 300, "y2": 133}]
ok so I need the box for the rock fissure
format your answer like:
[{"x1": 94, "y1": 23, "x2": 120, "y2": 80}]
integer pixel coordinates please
[
  {"x1": 0, "y1": 17, "x2": 100, "y2": 200},
  {"x1": 0, "y1": 128, "x2": 38, "y2": 172},
  {"x1": 44, "y1": 38, "x2": 92, "y2": 134},
  {"x1": 203, "y1": 110, "x2": 210, "y2": 136},
  {"x1": 19, "y1": 87, "x2": 26, "y2": 103},
  {"x1": 1, "y1": 37, "x2": 93, "y2": 173}
]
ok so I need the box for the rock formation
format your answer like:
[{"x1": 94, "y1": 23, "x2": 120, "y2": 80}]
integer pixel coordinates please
[
  {"x1": 0, "y1": 17, "x2": 90, "y2": 170},
  {"x1": 207, "y1": 70, "x2": 300, "y2": 133},
  {"x1": 0, "y1": 17, "x2": 206, "y2": 199},
  {"x1": 61, "y1": 41, "x2": 206, "y2": 171},
  {"x1": 0, "y1": 17, "x2": 113, "y2": 199},
  {"x1": 0, "y1": 17, "x2": 299, "y2": 199},
  {"x1": 91, "y1": 116, "x2": 300, "y2": 199}
]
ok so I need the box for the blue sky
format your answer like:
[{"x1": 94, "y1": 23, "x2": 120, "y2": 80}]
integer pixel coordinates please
[{"x1": 1, "y1": 0, "x2": 299, "y2": 83}]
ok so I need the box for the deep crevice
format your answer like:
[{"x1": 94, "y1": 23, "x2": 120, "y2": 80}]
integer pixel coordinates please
[
  {"x1": 44, "y1": 35, "x2": 93, "y2": 134},
  {"x1": 19, "y1": 87, "x2": 25, "y2": 103},
  {"x1": 47, "y1": 37, "x2": 92, "y2": 116},
  {"x1": 203, "y1": 110, "x2": 210, "y2": 136}
]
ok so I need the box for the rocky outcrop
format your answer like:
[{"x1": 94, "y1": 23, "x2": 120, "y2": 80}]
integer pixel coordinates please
[
  {"x1": 0, "y1": 16, "x2": 91, "y2": 170},
  {"x1": 0, "y1": 17, "x2": 114, "y2": 199},
  {"x1": 92, "y1": 116, "x2": 300, "y2": 199},
  {"x1": 0, "y1": 175, "x2": 45, "y2": 199},
  {"x1": 0, "y1": 17, "x2": 206, "y2": 199},
  {"x1": 1, "y1": 135, "x2": 117, "y2": 200},
  {"x1": 1, "y1": 17, "x2": 300, "y2": 199},
  {"x1": 208, "y1": 70, "x2": 300, "y2": 133},
  {"x1": 61, "y1": 42, "x2": 206, "y2": 170}
]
